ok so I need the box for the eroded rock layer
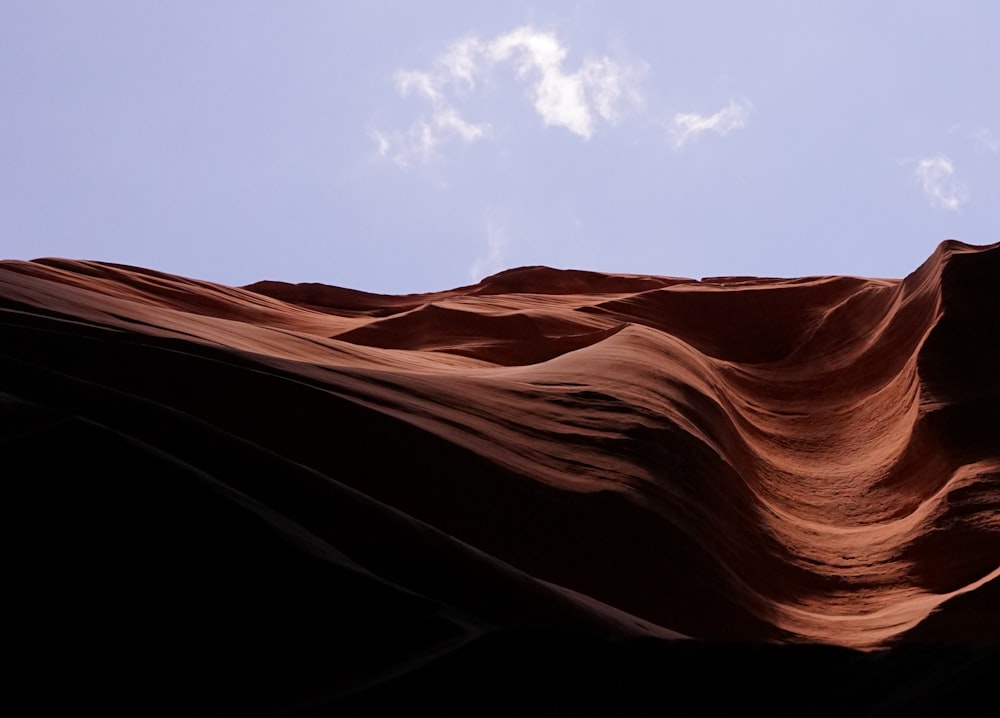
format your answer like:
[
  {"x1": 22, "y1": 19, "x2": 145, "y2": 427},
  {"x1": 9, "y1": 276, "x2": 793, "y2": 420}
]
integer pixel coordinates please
[{"x1": 3, "y1": 241, "x2": 999, "y2": 711}]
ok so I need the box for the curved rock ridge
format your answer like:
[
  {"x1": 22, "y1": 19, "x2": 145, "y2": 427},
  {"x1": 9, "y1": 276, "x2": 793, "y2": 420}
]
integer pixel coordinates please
[{"x1": 2, "y1": 241, "x2": 999, "y2": 667}]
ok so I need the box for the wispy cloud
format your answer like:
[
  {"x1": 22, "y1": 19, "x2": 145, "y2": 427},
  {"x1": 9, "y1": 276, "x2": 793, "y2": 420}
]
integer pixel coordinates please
[
  {"x1": 372, "y1": 62, "x2": 491, "y2": 167},
  {"x1": 470, "y1": 219, "x2": 508, "y2": 279},
  {"x1": 669, "y1": 99, "x2": 751, "y2": 149},
  {"x1": 948, "y1": 123, "x2": 999, "y2": 153},
  {"x1": 914, "y1": 155, "x2": 968, "y2": 210},
  {"x1": 971, "y1": 126, "x2": 999, "y2": 153},
  {"x1": 395, "y1": 70, "x2": 443, "y2": 103},
  {"x1": 373, "y1": 26, "x2": 643, "y2": 165}
]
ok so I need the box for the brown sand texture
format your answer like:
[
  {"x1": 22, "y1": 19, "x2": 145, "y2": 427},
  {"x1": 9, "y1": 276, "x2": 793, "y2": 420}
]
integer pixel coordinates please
[{"x1": 3, "y1": 239, "x2": 999, "y2": 711}]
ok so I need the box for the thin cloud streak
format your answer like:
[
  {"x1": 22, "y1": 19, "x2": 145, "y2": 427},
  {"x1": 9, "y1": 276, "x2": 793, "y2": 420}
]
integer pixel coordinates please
[
  {"x1": 670, "y1": 99, "x2": 751, "y2": 149},
  {"x1": 971, "y1": 127, "x2": 999, "y2": 153},
  {"x1": 914, "y1": 155, "x2": 968, "y2": 211},
  {"x1": 470, "y1": 219, "x2": 508, "y2": 280}
]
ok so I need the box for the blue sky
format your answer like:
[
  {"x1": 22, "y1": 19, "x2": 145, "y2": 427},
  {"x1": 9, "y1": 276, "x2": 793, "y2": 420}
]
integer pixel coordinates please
[{"x1": 2, "y1": 1, "x2": 998, "y2": 292}]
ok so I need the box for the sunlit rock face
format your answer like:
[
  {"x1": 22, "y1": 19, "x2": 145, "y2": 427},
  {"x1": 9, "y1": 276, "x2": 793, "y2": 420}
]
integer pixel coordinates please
[{"x1": 3, "y1": 241, "x2": 998, "y2": 713}]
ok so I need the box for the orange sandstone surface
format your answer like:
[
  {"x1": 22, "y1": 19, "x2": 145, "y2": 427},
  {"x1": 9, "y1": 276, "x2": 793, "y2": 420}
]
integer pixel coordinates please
[{"x1": 3, "y1": 240, "x2": 998, "y2": 712}]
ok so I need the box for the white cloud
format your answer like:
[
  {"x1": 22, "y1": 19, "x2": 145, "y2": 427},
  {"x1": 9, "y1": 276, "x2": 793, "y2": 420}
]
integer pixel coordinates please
[
  {"x1": 581, "y1": 57, "x2": 634, "y2": 124},
  {"x1": 670, "y1": 99, "x2": 751, "y2": 149},
  {"x1": 373, "y1": 25, "x2": 643, "y2": 165},
  {"x1": 368, "y1": 123, "x2": 437, "y2": 168},
  {"x1": 370, "y1": 129, "x2": 391, "y2": 159},
  {"x1": 486, "y1": 27, "x2": 640, "y2": 139},
  {"x1": 394, "y1": 70, "x2": 442, "y2": 103},
  {"x1": 949, "y1": 123, "x2": 1000, "y2": 153},
  {"x1": 971, "y1": 126, "x2": 999, "y2": 153},
  {"x1": 438, "y1": 36, "x2": 483, "y2": 90},
  {"x1": 470, "y1": 219, "x2": 508, "y2": 279},
  {"x1": 373, "y1": 62, "x2": 490, "y2": 167},
  {"x1": 435, "y1": 107, "x2": 487, "y2": 142},
  {"x1": 914, "y1": 155, "x2": 968, "y2": 210}
]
